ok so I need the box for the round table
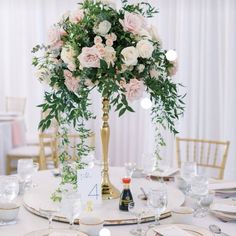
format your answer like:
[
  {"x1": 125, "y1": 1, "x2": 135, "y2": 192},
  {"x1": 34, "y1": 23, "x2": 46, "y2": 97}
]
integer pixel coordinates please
[{"x1": 1, "y1": 168, "x2": 235, "y2": 236}]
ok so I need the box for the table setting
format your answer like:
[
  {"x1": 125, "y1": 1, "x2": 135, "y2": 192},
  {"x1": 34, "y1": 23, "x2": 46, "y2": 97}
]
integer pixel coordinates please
[{"x1": 0, "y1": 159, "x2": 235, "y2": 236}]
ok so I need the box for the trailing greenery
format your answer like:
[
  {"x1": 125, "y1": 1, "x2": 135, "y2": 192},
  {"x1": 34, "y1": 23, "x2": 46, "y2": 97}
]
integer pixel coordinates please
[{"x1": 32, "y1": 0, "x2": 184, "y2": 201}]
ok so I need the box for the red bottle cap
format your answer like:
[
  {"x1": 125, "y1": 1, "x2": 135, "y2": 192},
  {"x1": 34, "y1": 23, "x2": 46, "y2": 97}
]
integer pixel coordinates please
[{"x1": 122, "y1": 177, "x2": 131, "y2": 184}]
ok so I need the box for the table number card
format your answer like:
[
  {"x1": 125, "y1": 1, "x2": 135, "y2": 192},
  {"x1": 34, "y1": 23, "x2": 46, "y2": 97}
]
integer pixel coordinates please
[{"x1": 77, "y1": 166, "x2": 102, "y2": 205}]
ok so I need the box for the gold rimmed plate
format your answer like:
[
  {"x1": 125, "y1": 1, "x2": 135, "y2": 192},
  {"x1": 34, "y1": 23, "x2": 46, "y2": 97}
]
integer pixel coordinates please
[
  {"x1": 24, "y1": 228, "x2": 88, "y2": 236},
  {"x1": 145, "y1": 224, "x2": 213, "y2": 236}
]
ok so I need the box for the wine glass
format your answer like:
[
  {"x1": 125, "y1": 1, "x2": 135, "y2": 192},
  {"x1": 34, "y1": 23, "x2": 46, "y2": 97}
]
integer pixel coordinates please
[
  {"x1": 17, "y1": 159, "x2": 34, "y2": 192},
  {"x1": 191, "y1": 175, "x2": 209, "y2": 217},
  {"x1": 148, "y1": 185, "x2": 168, "y2": 227},
  {"x1": 128, "y1": 202, "x2": 145, "y2": 236},
  {"x1": 61, "y1": 191, "x2": 82, "y2": 229},
  {"x1": 124, "y1": 162, "x2": 136, "y2": 178},
  {"x1": 180, "y1": 161, "x2": 197, "y2": 194},
  {"x1": 0, "y1": 176, "x2": 19, "y2": 203},
  {"x1": 32, "y1": 162, "x2": 39, "y2": 187},
  {"x1": 142, "y1": 153, "x2": 156, "y2": 180},
  {"x1": 39, "y1": 202, "x2": 59, "y2": 229}
]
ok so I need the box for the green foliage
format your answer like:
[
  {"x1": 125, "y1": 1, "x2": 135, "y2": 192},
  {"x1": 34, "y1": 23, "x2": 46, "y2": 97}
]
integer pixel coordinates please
[{"x1": 32, "y1": 0, "x2": 185, "y2": 200}]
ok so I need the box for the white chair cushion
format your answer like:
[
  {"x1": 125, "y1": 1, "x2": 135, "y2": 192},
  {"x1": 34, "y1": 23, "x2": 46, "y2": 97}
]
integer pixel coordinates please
[{"x1": 7, "y1": 146, "x2": 52, "y2": 157}]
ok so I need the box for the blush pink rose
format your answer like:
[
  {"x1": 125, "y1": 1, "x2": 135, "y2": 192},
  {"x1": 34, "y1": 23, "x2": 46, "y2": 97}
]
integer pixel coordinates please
[
  {"x1": 47, "y1": 26, "x2": 63, "y2": 49},
  {"x1": 119, "y1": 12, "x2": 146, "y2": 35},
  {"x1": 124, "y1": 78, "x2": 145, "y2": 102},
  {"x1": 64, "y1": 70, "x2": 80, "y2": 92},
  {"x1": 168, "y1": 60, "x2": 178, "y2": 76},
  {"x1": 78, "y1": 47, "x2": 101, "y2": 68},
  {"x1": 69, "y1": 8, "x2": 84, "y2": 23},
  {"x1": 106, "y1": 39, "x2": 113, "y2": 47}
]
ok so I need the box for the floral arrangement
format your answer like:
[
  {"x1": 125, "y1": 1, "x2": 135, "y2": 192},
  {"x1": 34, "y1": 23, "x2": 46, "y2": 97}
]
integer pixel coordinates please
[{"x1": 32, "y1": 0, "x2": 184, "y2": 199}]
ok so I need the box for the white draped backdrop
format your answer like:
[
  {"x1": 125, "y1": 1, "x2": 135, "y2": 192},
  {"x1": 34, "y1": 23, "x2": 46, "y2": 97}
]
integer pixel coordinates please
[{"x1": 0, "y1": 0, "x2": 235, "y2": 179}]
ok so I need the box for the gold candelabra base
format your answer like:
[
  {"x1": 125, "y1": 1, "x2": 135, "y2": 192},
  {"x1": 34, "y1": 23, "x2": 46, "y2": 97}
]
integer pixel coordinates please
[
  {"x1": 101, "y1": 177, "x2": 120, "y2": 200},
  {"x1": 101, "y1": 97, "x2": 120, "y2": 200}
]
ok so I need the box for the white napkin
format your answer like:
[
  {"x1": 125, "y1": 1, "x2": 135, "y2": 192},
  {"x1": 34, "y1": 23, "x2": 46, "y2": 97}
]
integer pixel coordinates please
[
  {"x1": 49, "y1": 232, "x2": 77, "y2": 236},
  {"x1": 209, "y1": 182, "x2": 236, "y2": 191},
  {"x1": 152, "y1": 167, "x2": 179, "y2": 177},
  {"x1": 211, "y1": 203, "x2": 236, "y2": 214},
  {"x1": 154, "y1": 226, "x2": 192, "y2": 236}
]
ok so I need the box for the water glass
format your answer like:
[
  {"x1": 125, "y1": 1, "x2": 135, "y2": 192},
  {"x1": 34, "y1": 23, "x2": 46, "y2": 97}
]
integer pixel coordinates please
[
  {"x1": 128, "y1": 202, "x2": 145, "y2": 236},
  {"x1": 17, "y1": 159, "x2": 34, "y2": 191},
  {"x1": 0, "y1": 176, "x2": 19, "y2": 203},
  {"x1": 61, "y1": 191, "x2": 82, "y2": 229},
  {"x1": 39, "y1": 202, "x2": 59, "y2": 229},
  {"x1": 148, "y1": 186, "x2": 168, "y2": 227},
  {"x1": 191, "y1": 175, "x2": 209, "y2": 217},
  {"x1": 180, "y1": 162, "x2": 197, "y2": 194},
  {"x1": 124, "y1": 162, "x2": 136, "y2": 178}
]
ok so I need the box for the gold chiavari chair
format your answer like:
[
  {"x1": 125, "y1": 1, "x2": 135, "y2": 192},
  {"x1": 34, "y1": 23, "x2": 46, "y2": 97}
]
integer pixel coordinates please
[
  {"x1": 39, "y1": 132, "x2": 95, "y2": 170},
  {"x1": 176, "y1": 137, "x2": 230, "y2": 179},
  {"x1": 5, "y1": 96, "x2": 26, "y2": 115}
]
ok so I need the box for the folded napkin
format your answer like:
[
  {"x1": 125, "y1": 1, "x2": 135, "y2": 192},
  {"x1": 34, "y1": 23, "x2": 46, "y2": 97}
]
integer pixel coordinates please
[
  {"x1": 152, "y1": 167, "x2": 179, "y2": 177},
  {"x1": 209, "y1": 182, "x2": 236, "y2": 191},
  {"x1": 211, "y1": 203, "x2": 236, "y2": 214},
  {"x1": 49, "y1": 232, "x2": 77, "y2": 236},
  {"x1": 154, "y1": 226, "x2": 192, "y2": 236}
]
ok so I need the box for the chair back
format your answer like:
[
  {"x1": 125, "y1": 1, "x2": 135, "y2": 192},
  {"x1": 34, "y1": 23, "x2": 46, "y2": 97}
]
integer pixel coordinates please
[
  {"x1": 6, "y1": 97, "x2": 26, "y2": 115},
  {"x1": 176, "y1": 137, "x2": 230, "y2": 179},
  {"x1": 39, "y1": 132, "x2": 95, "y2": 170}
]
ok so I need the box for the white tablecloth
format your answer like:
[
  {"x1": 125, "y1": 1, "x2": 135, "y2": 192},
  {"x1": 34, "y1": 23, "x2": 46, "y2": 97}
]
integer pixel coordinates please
[
  {"x1": 1, "y1": 168, "x2": 235, "y2": 236},
  {"x1": 0, "y1": 118, "x2": 25, "y2": 175}
]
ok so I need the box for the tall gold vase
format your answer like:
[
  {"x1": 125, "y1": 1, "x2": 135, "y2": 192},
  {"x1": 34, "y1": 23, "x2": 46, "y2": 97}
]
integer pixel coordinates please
[{"x1": 101, "y1": 97, "x2": 120, "y2": 200}]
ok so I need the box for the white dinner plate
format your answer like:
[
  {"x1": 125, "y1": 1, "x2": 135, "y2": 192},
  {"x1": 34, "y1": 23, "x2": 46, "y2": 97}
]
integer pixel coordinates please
[
  {"x1": 145, "y1": 224, "x2": 213, "y2": 236},
  {"x1": 24, "y1": 228, "x2": 88, "y2": 236},
  {"x1": 210, "y1": 198, "x2": 236, "y2": 221}
]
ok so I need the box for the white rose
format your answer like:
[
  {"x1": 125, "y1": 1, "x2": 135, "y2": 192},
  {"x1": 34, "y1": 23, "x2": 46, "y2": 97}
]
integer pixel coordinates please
[
  {"x1": 136, "y1": 40, "x2": 154, "y2": 59},
  {"x1": 137, "y1": 64, "x2": 145, "y2": 73},
  {"x1": 61, "y1": 45, "x2": 76, "y2": 71},
  {"x1": 94, "y1": 20, "x2": 111, "y2": 36},
  {"x1": 104, "y1": 46, "x2": 116, "y2": 66},
  {"x1": 35, "y1": 67, "x2": 51, "y2": 84},
  {"x1": 138, "y1": 29, "x2": 151, "y2": 39},
  {"x1": 148, "y1": 25, "x2": 162, "y2": 45},
  {"x1": 121, "y1": 46, "x2": 139, "y2": 66}
]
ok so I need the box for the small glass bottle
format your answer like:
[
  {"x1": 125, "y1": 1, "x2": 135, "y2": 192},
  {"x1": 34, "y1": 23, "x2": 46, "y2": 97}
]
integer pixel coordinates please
[{"x1": 119, "y1": 177, "x2": 134, "y2": 211}]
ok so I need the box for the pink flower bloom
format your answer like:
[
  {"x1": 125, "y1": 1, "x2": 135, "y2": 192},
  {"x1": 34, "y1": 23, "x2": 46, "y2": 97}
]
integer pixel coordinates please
[
  {"x1": 106, "y1": 39, "x2": 113, "y2": 47},
  {"x1": 64, "y1": 70, "x2": 80, "y2": 92},
  {"x1": 124, "y1": 78, "x2": 145, "y2": 102},
  {"x1": 119, "y1": 12, "x2": 146, "y2": 35},
  {"x1": 47, "y1": 26, "x2": 63, "y2": 49},
  {"x1": 69, "y1": 8, "x2": 84, "y2": 23},
  {"x1": 168, "y1": 60, "x2": 178, "y2": 76},
  {"x1": 119, "y1": 78, "x2": 126, "y2": 88},
  {"x1": 94, "y1": 36, "x2": 103, "y2": 45},
  {"x1": 78, "y1": 47, "x2": 101, "y2": 68}
]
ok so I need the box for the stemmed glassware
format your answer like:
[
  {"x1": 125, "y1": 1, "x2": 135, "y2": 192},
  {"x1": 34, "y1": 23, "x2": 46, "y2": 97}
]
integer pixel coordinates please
[
  {"x1": 17, "y1": 159, "x2": 34, "y2": 192},
  {"x1": 142, "y1": 153, "x2": 156, "y2": 180},
  {"x1": 0, "y1": 176, "x2": 19, "y2": 203},
  {"x1": 39, "y1": 202, "x2": 59, "y2": 229},
  {"x1": 128, "y1": 202, "x2": 145, "y2": 236},
  {"x1": 124, "y1": 162, "x2": 136, "y2": 178},
  {"x1": 180, "y1": 161, "x2": 197, "y2": 195},
  {"x1": 61, "y1": 191, "x2": 82, "y2": 229},
  {"x1": 191, "y1": 175, "x2": 210, "y2": 217},
  {"x1": 148, "y1": 185, "x2": 168, "y2": 227}
]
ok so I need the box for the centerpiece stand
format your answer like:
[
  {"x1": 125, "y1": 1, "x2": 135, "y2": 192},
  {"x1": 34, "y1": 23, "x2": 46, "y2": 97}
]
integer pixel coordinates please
[{"x1": 101, "y1": 97, "x2": 120, "y2": 200}]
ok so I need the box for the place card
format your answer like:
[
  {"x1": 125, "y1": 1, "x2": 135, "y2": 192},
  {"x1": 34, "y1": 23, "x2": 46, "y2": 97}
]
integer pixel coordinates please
[{"x1": 77, "y1": 165, "x2": 102, "y2": 205}]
